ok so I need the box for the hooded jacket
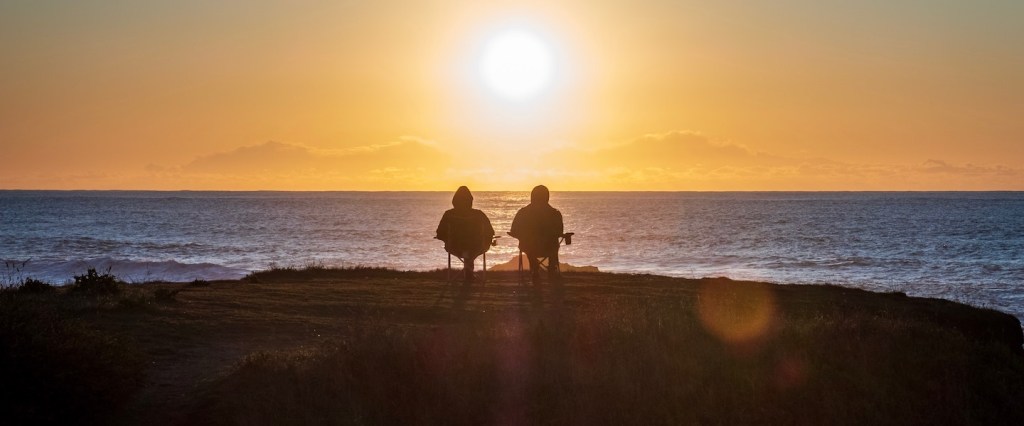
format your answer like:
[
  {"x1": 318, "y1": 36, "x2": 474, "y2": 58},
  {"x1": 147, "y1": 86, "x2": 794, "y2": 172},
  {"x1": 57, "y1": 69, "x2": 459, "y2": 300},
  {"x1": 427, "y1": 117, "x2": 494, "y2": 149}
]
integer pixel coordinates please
[
  {"x1": 436, "y1": 186, "x2": 495, "y2": 256},
  {"x1": 509, "y1": 185, "x2": 564, "y2": 255}
]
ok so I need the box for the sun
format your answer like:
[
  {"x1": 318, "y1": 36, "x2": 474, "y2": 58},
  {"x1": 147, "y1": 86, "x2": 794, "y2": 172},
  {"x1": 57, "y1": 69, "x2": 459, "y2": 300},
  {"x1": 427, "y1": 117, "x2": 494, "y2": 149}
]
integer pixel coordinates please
[{"x1": 479, "y1": 30, "x2": 553, "y2": 101}]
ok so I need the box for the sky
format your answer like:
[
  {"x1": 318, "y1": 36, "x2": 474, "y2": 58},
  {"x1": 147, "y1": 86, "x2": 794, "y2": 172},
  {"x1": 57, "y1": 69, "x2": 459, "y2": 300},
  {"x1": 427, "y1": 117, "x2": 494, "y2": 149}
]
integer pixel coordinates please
[{"x1": 2, "y1": 0, "x2": 1022, "y2": 190}]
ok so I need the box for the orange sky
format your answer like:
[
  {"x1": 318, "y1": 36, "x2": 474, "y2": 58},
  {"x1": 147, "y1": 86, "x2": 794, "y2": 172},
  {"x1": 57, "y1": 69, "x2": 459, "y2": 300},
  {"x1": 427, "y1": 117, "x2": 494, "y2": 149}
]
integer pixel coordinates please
[{"x1": 2, "y1": 1, "x2": 1022, "y2": 190}]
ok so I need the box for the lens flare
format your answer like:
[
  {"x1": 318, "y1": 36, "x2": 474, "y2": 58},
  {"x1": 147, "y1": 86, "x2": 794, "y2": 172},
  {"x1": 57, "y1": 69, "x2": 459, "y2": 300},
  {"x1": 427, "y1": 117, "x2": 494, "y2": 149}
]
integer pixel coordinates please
[{"x1": 697, "y1": 279, "x2": 777, "y2": 344}]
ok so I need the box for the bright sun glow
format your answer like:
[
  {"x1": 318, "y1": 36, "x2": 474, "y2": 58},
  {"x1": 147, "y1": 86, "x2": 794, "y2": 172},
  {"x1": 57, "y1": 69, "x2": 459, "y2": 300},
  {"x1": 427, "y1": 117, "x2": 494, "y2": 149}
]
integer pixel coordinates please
[{"x1": 479, "y1": 30, "x2": 553, "y2": 101}]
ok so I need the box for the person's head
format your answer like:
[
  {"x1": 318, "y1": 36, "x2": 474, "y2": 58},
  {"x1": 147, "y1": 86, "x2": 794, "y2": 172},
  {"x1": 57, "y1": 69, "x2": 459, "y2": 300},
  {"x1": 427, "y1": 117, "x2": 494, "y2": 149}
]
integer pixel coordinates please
[
  {"x1": 452, "y1": 186, "x2": 473, "y2": 209},
  {"x1": 530, "y1": 185, "x2": 550, "y2": 205}
]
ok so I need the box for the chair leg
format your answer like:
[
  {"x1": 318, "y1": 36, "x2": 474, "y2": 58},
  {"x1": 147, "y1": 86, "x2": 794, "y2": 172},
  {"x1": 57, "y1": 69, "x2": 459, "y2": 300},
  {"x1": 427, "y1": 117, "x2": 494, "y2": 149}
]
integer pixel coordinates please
[
  {"x1": 447, "y1": 253, "x2": 467, "y2": 285},
  {"x1": 518, "y1": 249, "x2": 524, "y2": 285}
]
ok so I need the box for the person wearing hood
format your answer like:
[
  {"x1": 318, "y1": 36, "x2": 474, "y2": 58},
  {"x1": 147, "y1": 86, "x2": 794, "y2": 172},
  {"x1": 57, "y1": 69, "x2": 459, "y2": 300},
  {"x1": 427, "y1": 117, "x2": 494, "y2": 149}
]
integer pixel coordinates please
[
  {"x1": 509, "y1": 185, "x2": 565, "y2": 283},
  {"x1": 436, "y1": 186, "x2": 495, "y2": 283}
]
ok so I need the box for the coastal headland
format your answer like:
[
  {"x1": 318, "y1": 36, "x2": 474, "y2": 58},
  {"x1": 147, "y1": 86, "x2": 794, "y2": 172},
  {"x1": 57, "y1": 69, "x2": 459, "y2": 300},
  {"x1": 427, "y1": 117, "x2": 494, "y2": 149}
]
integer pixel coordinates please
[{"x1": 3, "y1": 267, "x2": 1022, "y2": 425}]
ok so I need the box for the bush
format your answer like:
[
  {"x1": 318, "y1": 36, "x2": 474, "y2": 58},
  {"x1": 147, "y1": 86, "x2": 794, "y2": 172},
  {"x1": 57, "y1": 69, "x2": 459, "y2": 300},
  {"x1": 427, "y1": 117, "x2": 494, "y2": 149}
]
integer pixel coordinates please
[
  {"x1": 17, "y1": 278, "x2": 55, "y2": 294},
  {"x1": 188, "y1": 279, "x2": 210, "y2": 287},
  {"x1": 69, "y1": 268, "x2": 124, "y2": 295}
]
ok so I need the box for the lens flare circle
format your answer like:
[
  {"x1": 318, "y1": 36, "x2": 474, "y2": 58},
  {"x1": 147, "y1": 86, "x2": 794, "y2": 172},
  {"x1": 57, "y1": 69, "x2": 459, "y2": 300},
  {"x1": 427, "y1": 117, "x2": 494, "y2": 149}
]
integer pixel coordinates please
[
  {"x1": 479, "y1": 30, "x2": 553, "y2": 101},
  {"x1": 697, "y1": 280, "x2": 777, "y2": 344}
]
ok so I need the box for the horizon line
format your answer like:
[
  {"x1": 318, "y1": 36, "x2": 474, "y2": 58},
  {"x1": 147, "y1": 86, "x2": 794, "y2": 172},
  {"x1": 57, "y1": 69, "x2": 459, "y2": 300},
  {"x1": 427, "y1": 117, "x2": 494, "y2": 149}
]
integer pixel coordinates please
[{"x1": 3, "y1": 189, "x2": 1024, "y2": 193}]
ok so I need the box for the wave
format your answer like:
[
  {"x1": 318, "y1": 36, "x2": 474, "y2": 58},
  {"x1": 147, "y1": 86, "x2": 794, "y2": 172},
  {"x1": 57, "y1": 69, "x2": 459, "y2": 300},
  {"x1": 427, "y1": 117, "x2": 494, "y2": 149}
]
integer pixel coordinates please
[{"x1": 2, "y1": 257, "x2": 250, "y2": 284}]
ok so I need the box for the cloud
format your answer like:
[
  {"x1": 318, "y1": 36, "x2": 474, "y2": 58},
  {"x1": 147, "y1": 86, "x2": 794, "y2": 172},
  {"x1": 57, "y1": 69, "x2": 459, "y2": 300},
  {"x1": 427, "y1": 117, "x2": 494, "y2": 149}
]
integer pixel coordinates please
[
  {"x1": 598, "y1": 131, "x2": 768, "y2": 167},
  {"x1": 166, "y1": 131, "x2": 1012, "y2": 191},
  {"x1": 917, "y1": 159, "x2": 1019, "y2": 177},
  {"x1": 5, "y1": 131, "x2": 1021, "y2": 190},
  {"x1": 183, "y1": 138, "x2": 448, "y2": 175},
  {"x1": 530, "y1": 131, "x2": 1024, "y2": 190},
  {"x1": 550, "y1": 131, "x2": 774, "y2": 170},
  {"x1": 120, "y1": 137, "x2": 456, "y2": 190}
]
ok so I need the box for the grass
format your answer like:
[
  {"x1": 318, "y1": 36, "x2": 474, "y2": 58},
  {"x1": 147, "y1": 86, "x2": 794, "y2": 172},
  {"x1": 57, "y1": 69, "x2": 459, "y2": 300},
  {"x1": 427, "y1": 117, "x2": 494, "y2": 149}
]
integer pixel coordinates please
[
  {"x1": 190, "y1": 286, "x2": 1024, "y2": 425},
  {"x1": 245, "y1": 264, "x2": 428, "y2": 283},
  {"x1": 0, "y1": 289, "x2": 145, "y2": 426},
  {"x1": 1, "y1": 268, "x2": 1022, "y2": 425}
]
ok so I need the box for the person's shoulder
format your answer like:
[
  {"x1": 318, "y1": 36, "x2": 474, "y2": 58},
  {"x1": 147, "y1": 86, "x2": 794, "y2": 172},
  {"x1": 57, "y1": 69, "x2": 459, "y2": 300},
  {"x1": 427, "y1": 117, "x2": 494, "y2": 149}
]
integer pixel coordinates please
[{"x1": 440, "y1": 208, "x2": 466, "y2": 220}]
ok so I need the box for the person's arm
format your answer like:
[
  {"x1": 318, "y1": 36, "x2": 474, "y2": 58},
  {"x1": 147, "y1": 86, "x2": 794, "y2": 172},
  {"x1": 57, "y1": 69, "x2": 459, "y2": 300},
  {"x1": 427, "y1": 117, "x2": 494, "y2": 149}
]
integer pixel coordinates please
[
  {"x1": 554, "y1": 209, "x2": 564, "y2": 237},
  {"x1": 477, "y1": 211, "x2": 496, "y2": 250},
  {"x1": 481, "y1": 211, "x2": 495, "y2": 237},
  {"x1": 509, "y1": 209, "x2": 522, "y2": 238},
  {"x1": 436, "y1": 211, "x2": 449, "y2": 241}
]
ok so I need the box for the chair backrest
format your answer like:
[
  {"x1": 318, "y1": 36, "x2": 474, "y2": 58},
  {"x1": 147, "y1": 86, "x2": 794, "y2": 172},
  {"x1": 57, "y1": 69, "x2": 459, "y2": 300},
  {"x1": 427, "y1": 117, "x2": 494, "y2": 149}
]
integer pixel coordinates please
[{"x1": 444, "y1": 213, "x2": 489, "y2": 255}]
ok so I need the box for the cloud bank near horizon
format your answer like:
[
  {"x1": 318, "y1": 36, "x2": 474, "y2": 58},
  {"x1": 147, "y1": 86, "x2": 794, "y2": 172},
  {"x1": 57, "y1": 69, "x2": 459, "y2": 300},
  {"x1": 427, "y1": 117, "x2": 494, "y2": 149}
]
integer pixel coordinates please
[
  {"x1": 533, "y1": 131, "x2": 1024, "y2": 190},
  {"x1": 3, "y1": 132, "x2": 1021, "y2": 190}
]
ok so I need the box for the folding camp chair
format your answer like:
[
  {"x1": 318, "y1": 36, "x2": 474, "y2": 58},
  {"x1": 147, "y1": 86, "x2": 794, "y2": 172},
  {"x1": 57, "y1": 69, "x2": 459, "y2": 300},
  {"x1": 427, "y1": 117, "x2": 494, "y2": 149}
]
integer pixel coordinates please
[
  {"x1": 507, "y1": 232, "x2": 574, "y2": 285},
  {"x1": 437, "y1": 222, "x2": 499, "y2": 285}
]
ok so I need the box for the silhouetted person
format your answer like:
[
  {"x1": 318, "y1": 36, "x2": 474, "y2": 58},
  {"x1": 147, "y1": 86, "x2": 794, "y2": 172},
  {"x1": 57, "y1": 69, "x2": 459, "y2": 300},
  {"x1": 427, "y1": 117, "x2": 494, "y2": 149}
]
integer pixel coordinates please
[
  {"x1": 436, "y1": 186, "x2": 495, "y2": 284},
  {"x1": 510, "y1": 185, "x2": 564, "y2": 284}
]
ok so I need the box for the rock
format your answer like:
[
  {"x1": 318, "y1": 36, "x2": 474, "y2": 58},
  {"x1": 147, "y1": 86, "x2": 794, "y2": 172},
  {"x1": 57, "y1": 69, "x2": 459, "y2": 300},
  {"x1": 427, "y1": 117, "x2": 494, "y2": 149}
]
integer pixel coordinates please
[{"x1": 487, "y1": 254, "x2": 599, "y2": 273}]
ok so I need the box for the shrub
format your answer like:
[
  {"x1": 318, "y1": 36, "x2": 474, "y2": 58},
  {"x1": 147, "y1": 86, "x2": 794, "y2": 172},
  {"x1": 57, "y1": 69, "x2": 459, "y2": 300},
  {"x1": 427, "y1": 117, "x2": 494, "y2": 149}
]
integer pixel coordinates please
[
  {"x1": 17, "y1": 278, "x2": 55, "y2": 294},
  {"x1": 69, "y1": 268, "x2": 124, "y2": 295},
  {"x1": 189, "y1": 279, "x2": 210, "y2": 287},
  {"x1": 2, "y1": 259, "x2": 30, "y2": 289}
]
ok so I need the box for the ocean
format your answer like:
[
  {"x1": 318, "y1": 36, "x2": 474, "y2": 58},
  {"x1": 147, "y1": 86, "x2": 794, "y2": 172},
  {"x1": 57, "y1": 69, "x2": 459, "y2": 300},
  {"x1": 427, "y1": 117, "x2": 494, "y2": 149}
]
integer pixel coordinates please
[{"x1": 2, "y1": 191, "x2": 1023, "y2": 320}]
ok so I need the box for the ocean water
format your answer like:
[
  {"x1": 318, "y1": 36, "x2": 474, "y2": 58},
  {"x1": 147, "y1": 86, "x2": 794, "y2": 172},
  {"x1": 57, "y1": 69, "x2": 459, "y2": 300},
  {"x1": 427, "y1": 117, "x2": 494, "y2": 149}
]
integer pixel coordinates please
[{"x1": 2, "y1": 191, "x2": 1023, "y2": 319}]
